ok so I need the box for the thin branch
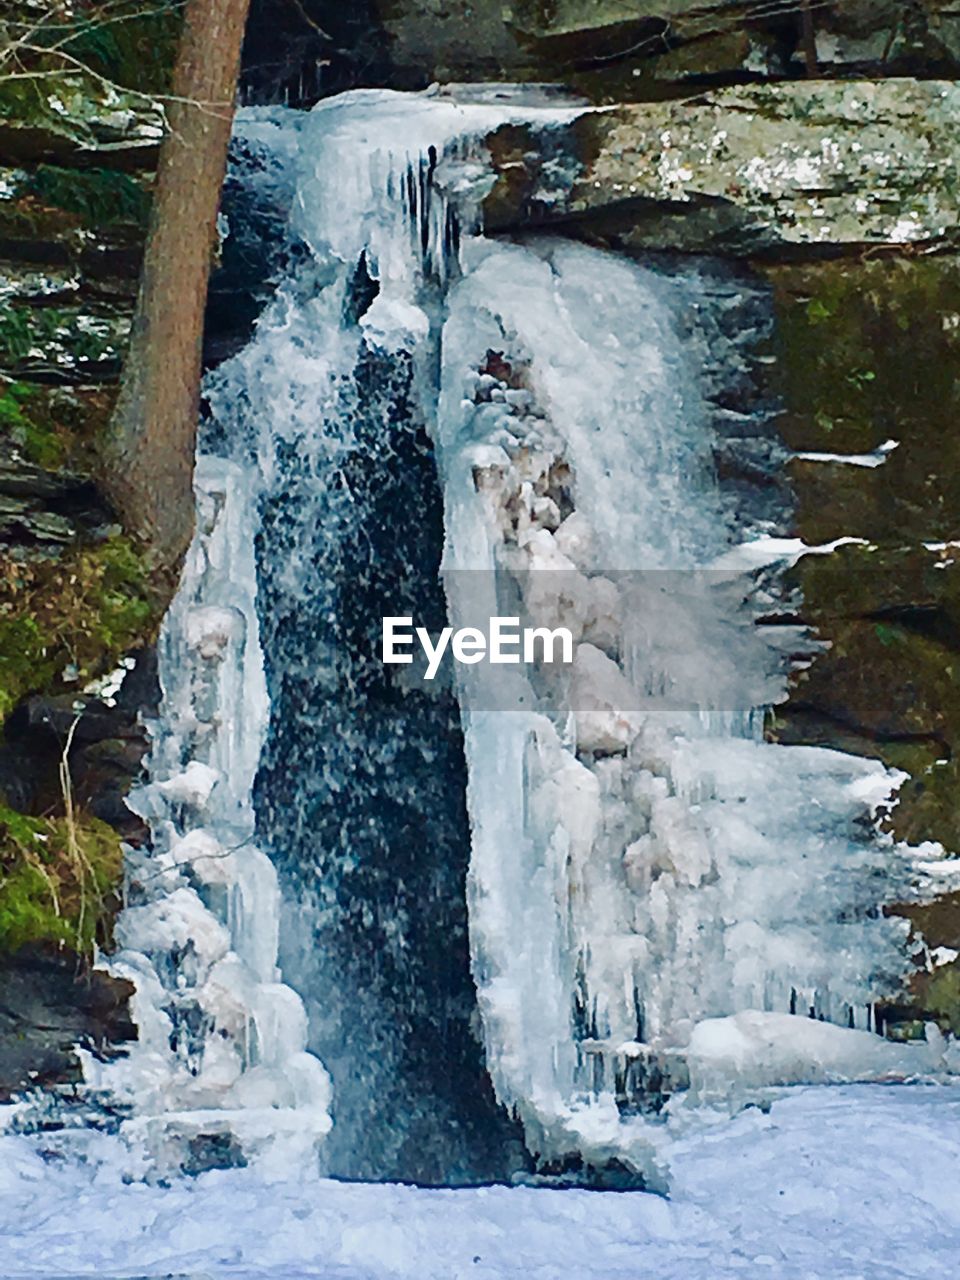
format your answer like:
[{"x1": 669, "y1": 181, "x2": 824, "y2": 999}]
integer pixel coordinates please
[
  {"x1": 568, "y1": 0, "x2": 872, "y2": 70},
  {"x1": 0, "y1": 1, "x2": 182, "y2": 71},
  {"x1": 288, "y1": 0, "x2": 331, "y2": 41},
  {"x1": 132, "y1": 833, "x2": 255, "y2": 888},
  {"x1": 6, "y1": 46, "x2": 234, "y2": 123}
]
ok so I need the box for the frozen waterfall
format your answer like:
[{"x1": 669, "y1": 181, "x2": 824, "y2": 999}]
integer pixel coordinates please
[
  {"x1": 79, "y1": 88, "x2": 955, "y2": 1187},
  {"x1": 82, "y1": 450, "x2": 331, "y2": 1175}
]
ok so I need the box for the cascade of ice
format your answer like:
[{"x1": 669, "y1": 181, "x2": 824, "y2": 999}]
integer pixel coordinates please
[
  {"x1": 82, "y1": 454, "x2": 330, "y2": 1173},
  {"x1": 79, "y1": 88, "x2": 955, "y2": 1187},
  {"x1": 284, "y1": 88, "x2": 952, "y2": 1184},
  {"x1": 197, "y1": 98, "x2": 563, "y2": 1184},
  {"x1": 428, "y1": 239, "x2": 948, "y2": 1183}
]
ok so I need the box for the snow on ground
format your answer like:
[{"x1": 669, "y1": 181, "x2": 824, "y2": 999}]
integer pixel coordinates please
[{"x1": 1, "y1": 1085, "x2": 959, "y2": 1279}]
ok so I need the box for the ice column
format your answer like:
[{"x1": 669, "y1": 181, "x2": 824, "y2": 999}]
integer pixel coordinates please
[{"x1": 83, "y1": 457, "x2": 331, "y2": 1172}]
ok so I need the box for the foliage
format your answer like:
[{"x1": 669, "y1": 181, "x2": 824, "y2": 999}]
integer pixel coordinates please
[
  {"x1": 0, "y1": 305, "x2": 126, "y2": 374},
  {"x1": 22, "y1": 166, "x2": 151, "y2": 229},
  {"x1": 0, "y1": 1, "x2": 184, "y2": 98},
  {"x1": 0, "y1": 802, "x2": 122, "y2": 955}
]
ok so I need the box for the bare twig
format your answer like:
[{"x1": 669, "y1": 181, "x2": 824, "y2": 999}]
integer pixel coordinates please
[
  {"x1": 288, "y1": 0, "x2": 331, "y2": 41},
  {"x1": 58, "y1": 711, "x2": 93, "y2": 954}
]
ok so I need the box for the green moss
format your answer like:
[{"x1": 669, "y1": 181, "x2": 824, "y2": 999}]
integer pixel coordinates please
[
  {"x1": 0, "y1": 78, "x2": 62, "y2": 129},
  {"x1": 1, "y1": 381, "x2": 117, "y2": 475},
  {"x1": 768, "y1": 257, "x2": 960, "y2": 459},
  {"x1": 788, "y1": 615, "x2": 960, "y2": 744},
  {"x1": 0, "y1": 189, "x2": 81, "y2": 245},
  {"x1": 0, "y1": 380, "x2": 67, "y2": 468},
  {"x1": 57, "y1": 0, "x2": 182, "y2": 96},
  {"x1": 0, "y1": 534, "x2": 161, "y2": 721},
  {"x1": 912, "y1": 963, "x2": 960, "y2": 1036},
  {"x1": 0, "y1": 4, "x2": 181, "y2": 131},
  {"x1": 0, "y1": 803, "x2": 122, "y2": 956},
  {"x1": 888, "y1": 759, "x2": 960, "y2": 851},
  {"x1": 759, "y1": 256, "x2": 960, "y2": 1027},
  {"x1": 0, "y1": 68, "x2": 162, "y2": 158},
  {"x1": 777, "y1": 542, "x2": 960, "y2": 853}
]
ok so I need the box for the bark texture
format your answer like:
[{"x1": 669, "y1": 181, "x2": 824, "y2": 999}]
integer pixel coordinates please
[{"x1": 102, "y1": 0, "x2": 251, "y2": 580}]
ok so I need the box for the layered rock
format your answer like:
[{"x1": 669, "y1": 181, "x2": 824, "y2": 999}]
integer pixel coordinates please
[
  {"x1": 0, "y1": 951, "x2": 134, "y2": 1101},
  {"x1": 484, "y1": 79, "x2": 960, "y2": 253},
  {"x1": 744, "y1": 254, "x2": 960, "y2": 1035},
  {"x1": 0, "y1": 10, "x2": 176, "y2": 1091},
  {"x1": 369, "y1": 0, "x2": 960, "y2": 92}
]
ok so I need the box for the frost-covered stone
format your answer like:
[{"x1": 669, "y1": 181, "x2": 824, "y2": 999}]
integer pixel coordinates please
[{"x1": 485, "y1": 80, "x2": 960, "y2": 253}]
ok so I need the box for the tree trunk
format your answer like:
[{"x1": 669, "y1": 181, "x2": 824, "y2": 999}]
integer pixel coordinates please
[
  {"x1": 799, "y1": 0, "x2": 819, "y2": 78},
  {"x1": 101, "y1": 0, "x2": 250, "y2": 585}
]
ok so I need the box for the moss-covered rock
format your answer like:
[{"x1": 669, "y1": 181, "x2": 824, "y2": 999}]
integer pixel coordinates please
[
  {"x1": 0, "y1": 164, "x2": 150, "y2": 258},
  {"x1": 0, "y1": 2, "x2": 179, "y2": 166},
  {"x1": 755, "y1": 252, "x2": 960, "y2": 1026},
  {"x1": 0, "y1": 0, "x2": 177, "y2": 1092},
  {"x1": 769, "y1": 258, "x2": 960, "y2": 453},
  {"x1": 888, "y1": 891, "x2": 960, "y2": 1035},
  {"x1": 888, "y1": 759, "x2": 960, "y2": 851},
  {"x1": 0, "y1": 297, "x2": 130, "y2": 382},
  {"x1": 0, "y1": 70, "x2": 163, "y2": 166},
  {"x1": 1, "y1": 379, "x2": 114, "y2": 473},
  {"x1": 788, "y1": 616, "x2": 960, "y2": 743},
  {"x1": 0, "y1": 533, "x2": 160, "y2": 722},
  {"x1": 772, "y1": 543, "x2": 960, "y2": 850},
  {"x1": 0, "y1": 379, "x2": 65, "y2": 468},
  {"x1": 764, "y1": 255, "x2": 960, "y2": 753},
  {"x1": 762, "y1": 258, "x2": 960, "y2": 549}
]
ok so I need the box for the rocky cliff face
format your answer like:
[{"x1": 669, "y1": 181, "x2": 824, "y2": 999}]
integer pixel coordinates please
[
  {"x1": 0, "y1": 4, "x2": 179, "y2": 1090},
  {"x1": 250, "y1": 0, "x2": 960, "y2": 102},
  {"x1": 2, "y1": 0, "x2": 959, "y2": 1094},
  {"x1": 368, "y1": 0, "x2": 960, "y2": 93}
]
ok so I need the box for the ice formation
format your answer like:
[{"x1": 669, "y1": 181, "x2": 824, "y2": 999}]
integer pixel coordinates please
[
  {"x1": 76, "y1": 88, "x2": 955, "y2": 1185},
  {"x1": 83, "y1": 456, "x2": 330, "y2": 1173},
  {"x1": 432, "y1": 239, "x2": 944, "y2": 1180}
]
